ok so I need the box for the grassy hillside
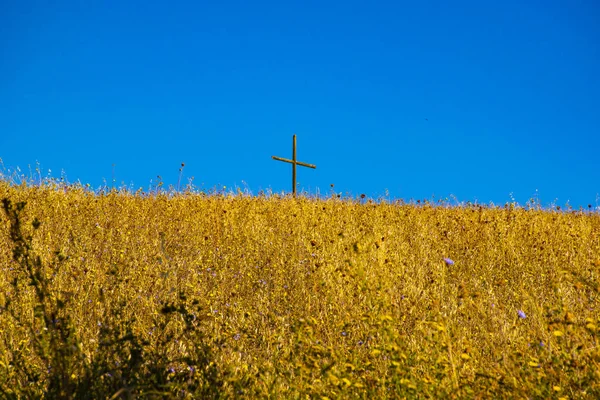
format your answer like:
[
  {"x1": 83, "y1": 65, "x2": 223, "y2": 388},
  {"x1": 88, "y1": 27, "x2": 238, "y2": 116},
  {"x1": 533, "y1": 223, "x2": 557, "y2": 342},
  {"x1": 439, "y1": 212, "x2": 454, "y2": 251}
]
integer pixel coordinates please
[{"x1": 1, "y1": 182, "x2": 599, "y2": 398}]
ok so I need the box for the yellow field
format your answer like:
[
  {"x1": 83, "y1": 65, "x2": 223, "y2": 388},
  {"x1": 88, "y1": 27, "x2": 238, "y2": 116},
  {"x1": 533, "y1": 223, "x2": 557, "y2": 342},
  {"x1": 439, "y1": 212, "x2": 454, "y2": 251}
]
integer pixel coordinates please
[{"x1": 1, "y1": 182, "x2": 599, "y2": 398}]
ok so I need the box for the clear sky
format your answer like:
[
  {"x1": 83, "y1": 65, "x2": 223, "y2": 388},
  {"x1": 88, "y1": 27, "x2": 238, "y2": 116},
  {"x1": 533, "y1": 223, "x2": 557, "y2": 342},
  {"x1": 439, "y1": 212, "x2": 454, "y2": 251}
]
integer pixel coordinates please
[{"x1": 1, "y1": 1, "x2": 599, "y2": 207}]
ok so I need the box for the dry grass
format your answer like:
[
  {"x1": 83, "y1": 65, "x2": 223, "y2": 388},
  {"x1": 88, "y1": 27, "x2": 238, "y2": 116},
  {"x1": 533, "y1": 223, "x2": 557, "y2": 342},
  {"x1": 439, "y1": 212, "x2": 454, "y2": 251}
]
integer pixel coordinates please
[{"x1": 1, "y1": 181, "x2": 599, "y2": 398}]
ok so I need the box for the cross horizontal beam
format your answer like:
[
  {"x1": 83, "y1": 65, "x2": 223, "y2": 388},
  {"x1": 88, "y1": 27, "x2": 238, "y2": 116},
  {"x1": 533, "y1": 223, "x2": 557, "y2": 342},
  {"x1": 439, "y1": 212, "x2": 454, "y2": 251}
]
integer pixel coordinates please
[{"x1": 271, "y1": 156, "x2": 316, "y2": 169}]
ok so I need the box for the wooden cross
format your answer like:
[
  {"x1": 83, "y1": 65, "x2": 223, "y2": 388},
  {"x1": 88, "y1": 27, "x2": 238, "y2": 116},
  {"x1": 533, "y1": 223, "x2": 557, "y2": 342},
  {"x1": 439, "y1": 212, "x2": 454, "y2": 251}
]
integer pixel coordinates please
[{"x1": 272, "y1": 134, "x2": 316, "y2": 196}]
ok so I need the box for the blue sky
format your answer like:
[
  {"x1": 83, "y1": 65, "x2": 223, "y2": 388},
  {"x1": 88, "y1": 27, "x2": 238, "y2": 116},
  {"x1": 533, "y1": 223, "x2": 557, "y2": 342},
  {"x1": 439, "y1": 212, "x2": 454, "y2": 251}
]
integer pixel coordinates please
[{"x1": 1, "y1": 0, "x2": 599, "y2": 207}]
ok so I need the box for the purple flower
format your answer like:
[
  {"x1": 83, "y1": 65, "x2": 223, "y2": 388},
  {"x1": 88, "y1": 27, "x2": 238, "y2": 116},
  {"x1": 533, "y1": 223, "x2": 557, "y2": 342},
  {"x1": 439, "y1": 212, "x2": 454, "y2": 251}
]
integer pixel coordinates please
[
  {"x1": 444, "y1": 258, "x2": 455, "y2": 266},
  {"x1": 233, "y1": 334, "x2": 241, "y2": 341},
  {"x1": 518, "y1": 310, "x2": 527, "y2": 319}
]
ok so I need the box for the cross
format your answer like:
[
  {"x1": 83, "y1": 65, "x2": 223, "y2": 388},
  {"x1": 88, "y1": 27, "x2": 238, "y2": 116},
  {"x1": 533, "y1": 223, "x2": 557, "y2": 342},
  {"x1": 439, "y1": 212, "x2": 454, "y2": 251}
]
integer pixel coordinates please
[{"x1": 272, "y1": 134, "x2": 316, "y2": 196}]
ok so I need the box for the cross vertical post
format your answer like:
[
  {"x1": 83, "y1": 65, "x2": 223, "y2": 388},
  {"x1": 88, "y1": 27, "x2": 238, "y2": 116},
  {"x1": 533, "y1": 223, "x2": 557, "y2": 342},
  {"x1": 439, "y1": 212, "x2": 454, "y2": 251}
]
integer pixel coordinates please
[
  {"x1": 272, "y1": 134, "x2": 316, "y2": 196},
  {"x1": 292, "y1": 134, "x2": 296, "y2": 196}
]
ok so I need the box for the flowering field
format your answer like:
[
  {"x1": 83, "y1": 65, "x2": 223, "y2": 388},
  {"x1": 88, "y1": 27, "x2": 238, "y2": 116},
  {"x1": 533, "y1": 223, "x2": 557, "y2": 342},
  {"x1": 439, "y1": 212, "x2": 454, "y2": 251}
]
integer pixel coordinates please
[{"x1": 1, "y1": 182, "x2": 599, "y2": 398}]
